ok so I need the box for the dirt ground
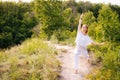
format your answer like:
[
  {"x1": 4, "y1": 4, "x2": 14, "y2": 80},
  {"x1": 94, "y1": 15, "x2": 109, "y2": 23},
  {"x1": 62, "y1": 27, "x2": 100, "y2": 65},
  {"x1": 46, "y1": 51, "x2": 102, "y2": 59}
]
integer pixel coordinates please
[{"x1": 51, "y1": 43, "x2": 93, "y2": 80}]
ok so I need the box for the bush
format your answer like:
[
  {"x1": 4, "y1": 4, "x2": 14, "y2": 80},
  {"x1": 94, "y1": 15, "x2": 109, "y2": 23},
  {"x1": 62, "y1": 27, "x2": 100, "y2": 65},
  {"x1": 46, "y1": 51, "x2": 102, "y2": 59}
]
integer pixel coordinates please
[
  {"x1": 0, "y1": 2, "x2": 38, "y2": 48},
  {"x1": 51, "y1": 30, "x2": 76, "y2": 45},
  {"x1": 0, "y1": 38, "x2": 60, "y2": 80},
  {"x1": 87, "y1": 43, "x2": 120, "y2": 80}
]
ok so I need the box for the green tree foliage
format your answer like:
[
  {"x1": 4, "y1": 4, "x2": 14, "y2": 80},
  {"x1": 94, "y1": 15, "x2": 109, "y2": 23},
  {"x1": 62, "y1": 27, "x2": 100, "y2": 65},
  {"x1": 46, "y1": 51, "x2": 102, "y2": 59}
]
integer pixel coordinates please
[
  {"x1": 86, "y1": 5, "x2": 120, "y2": 80},
  {"x1": 110, "y1": 4, "x2": 120, "y2": 20},
  {"x1": 90, "y1": 3, "x2": 102, "y2": 18},
  {"x1": 0, "y1": 2, "x2": 38, "y2": 48},
  {"x1": 97, "y1": 5, "x2": 120, "y2": 42},
  {"x1": 34, "y1": 0, "x2": 65, "y2": 40},
  {"x1": 77, "y1": 1, "x2": 93, "y2": 13},
  {"x1": 82, "y1": 11, "x2": 96, "y2": 26}
]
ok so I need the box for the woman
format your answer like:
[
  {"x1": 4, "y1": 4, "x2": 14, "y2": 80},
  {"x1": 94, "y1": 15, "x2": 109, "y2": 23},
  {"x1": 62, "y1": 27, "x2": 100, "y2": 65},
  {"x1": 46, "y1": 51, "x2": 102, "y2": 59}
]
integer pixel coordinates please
[{"x1": 74, "y1": 13, "x2": 104, "y2": 74}]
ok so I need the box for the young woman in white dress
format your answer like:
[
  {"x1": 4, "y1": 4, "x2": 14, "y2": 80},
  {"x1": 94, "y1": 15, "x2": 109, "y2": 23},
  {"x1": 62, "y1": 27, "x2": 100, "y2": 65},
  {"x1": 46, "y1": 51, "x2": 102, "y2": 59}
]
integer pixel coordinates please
[{"x1": 74, "y1": 14, "x2": 105, "y2": 74}]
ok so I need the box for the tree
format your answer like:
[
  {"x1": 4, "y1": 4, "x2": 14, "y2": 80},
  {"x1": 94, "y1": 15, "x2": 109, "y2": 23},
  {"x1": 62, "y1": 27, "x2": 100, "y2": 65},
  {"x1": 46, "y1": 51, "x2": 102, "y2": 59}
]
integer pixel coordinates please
[
  {"x1": 0, "y1": 2, "x2": 38, "y2": 48},
  {"x1": 97, "y1": 5, "x2": 120, "y2": 42},
  {"x1": 110, "y1": 4, "x2": 120, "y2": 21},
  {"x1": 82, "y1": 11, "x2": 96, "y2": 26},
  {"x1": 34, "y1": 0, "x2": 66, "y2": 40},
  {"x1": 90, "y1": 3, "x2": 102, "y2": 18},
  {"x1": 77, "y1": 1, "x2": 93, "y2": 13}
]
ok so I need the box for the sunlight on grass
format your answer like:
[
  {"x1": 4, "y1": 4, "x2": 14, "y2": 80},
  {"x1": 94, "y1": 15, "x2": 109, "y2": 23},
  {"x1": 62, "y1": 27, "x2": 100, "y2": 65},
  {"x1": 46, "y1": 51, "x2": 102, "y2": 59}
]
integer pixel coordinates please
[{"x1": 0, "y1": 38, "x2": 60, "y2": 80}]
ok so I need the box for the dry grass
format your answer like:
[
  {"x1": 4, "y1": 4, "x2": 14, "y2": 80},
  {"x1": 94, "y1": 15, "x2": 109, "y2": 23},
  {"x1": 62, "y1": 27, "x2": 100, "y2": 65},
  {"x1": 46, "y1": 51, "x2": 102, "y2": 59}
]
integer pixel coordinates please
[{"x1": 0, "y1": 38, "x2": 60, "y2": 80}]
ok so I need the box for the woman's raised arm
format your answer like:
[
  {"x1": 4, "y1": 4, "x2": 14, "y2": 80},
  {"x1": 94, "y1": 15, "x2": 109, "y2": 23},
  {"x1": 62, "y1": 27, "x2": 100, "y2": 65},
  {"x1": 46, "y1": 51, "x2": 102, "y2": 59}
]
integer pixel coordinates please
[{"x1": 78, "y1": 13, "x2": 83, "y2": 31}]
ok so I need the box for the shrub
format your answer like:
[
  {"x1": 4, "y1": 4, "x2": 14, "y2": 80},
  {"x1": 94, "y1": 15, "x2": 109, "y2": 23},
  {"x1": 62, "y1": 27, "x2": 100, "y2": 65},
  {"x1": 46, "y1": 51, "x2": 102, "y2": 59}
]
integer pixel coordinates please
[{"x1": 0, "y1": 38, "x2": 60, "y2": 80}]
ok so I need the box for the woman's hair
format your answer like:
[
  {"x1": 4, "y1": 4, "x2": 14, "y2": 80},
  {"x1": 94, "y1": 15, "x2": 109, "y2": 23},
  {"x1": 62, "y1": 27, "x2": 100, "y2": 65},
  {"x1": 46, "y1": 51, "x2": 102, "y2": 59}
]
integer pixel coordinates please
[
  {"x1": 81, "y1": 24, "x2": 88, "y2": 28},
  {"x1": 81, "y1": 24, "x2": 88, "y2": 34}
]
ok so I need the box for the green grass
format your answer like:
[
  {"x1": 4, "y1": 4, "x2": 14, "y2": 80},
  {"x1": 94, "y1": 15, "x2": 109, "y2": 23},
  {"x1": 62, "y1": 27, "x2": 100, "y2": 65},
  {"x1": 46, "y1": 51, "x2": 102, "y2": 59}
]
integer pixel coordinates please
[
  {"x1": 87, "y1": 42, "x2": 120, "y2": 80},
  {"x1": 0, "y1": 38, "x2": 60, "y2": 80}
]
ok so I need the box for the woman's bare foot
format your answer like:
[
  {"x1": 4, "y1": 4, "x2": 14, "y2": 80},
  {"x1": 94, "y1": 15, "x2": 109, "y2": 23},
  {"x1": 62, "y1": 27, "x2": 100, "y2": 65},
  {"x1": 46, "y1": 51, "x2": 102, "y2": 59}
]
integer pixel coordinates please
[{"x1": 74, "y1": 69, "x2": 79, "y2": 74}]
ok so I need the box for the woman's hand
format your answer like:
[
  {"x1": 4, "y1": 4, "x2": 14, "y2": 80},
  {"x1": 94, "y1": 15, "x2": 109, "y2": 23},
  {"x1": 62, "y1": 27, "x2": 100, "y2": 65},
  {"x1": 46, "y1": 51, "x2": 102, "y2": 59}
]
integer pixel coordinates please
[
  {"x1": 80, "y1": 13, "x2": 84, "y2": 20},
  {"x1": 92, "y1": 42, "x2": 106, "y2": 46},
  {"x1": 79, "y1": 13, "x2": 83, "y2": 23},
  {"x1": 100, "y1": 42, "x2": 106, "y2": 46}
]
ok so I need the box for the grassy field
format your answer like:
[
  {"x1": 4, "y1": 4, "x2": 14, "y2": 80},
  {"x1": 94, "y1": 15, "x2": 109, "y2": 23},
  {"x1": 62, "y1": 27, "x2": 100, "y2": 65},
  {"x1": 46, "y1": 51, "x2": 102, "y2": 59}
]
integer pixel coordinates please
[{"x1": 0, "y1": 38, "x2": 60, "y2": 80}]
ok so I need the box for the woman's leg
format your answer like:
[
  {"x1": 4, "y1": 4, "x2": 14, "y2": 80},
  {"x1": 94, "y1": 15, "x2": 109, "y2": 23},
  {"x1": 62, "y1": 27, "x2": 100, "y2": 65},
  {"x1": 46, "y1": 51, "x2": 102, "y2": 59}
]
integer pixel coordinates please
[
  {"x1": 74, "y1": 53, "x2": 79, "y2": 70},
  {"x1": 74, "y1": 51, "x2": 80, "y2": 73},
  {"x1": 84, "y1": 48, "x2": 90, "y2": 62}
]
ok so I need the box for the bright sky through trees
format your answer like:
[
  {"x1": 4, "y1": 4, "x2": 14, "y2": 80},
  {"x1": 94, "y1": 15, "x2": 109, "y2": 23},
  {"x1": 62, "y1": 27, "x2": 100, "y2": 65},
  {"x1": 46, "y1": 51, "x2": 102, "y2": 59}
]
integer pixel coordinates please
[
  {"x1": 1, "y1": 0, "x2": 120, "y2": 5},
  {"x1": 79, "y1": 0, "x2": 120, "y2": 6}
]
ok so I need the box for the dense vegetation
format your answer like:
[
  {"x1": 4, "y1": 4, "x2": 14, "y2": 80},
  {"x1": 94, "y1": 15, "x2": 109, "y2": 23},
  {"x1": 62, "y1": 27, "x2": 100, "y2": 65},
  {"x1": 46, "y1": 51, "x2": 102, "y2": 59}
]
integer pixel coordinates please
[
  {"x1": 0, "y1": 38, "x2": 60, "y2": 80},
  {"x1": 0, "y1": 0, "x2": 120, "y2": 80},
  {"x1": 0, "y1": 2, "x2": 38, "y2": 48}
]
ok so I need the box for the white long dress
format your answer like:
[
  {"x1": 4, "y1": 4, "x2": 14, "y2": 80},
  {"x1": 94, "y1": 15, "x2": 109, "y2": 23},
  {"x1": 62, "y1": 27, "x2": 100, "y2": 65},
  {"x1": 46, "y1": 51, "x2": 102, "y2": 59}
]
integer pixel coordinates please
[{"x1": 74, "y1": 31, "x2": 93, "y2": 69}]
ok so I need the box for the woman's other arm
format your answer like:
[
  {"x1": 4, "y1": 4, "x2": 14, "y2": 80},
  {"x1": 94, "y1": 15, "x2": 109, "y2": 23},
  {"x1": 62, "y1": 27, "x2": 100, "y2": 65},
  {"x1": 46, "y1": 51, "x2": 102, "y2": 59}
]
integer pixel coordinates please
[{"x1": 91, "y1": 42, "x2": 105, "y2": 46}]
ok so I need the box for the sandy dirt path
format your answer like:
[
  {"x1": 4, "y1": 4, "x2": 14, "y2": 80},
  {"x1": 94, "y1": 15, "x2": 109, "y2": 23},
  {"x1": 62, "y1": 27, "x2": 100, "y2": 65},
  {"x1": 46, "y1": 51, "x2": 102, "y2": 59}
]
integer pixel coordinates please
[{"x1": 47, "y1": 41, "x2": 92, "y2": 80}]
